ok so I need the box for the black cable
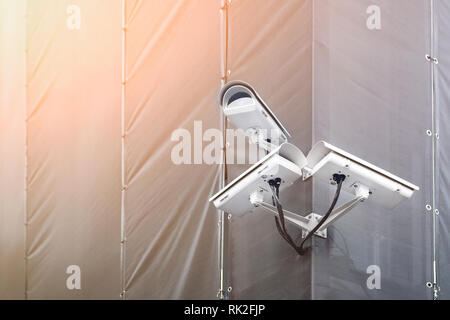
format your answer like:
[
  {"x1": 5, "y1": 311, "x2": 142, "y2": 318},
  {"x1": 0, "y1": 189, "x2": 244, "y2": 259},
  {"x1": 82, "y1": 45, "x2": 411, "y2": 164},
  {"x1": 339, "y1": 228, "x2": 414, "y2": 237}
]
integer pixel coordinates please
[
  {"x1": 269, "y1": 182, "x2": 305, "y2": 256},
  {"x1": 270, "y1": 180, "x2": 291, "y2": 239},
  {"x1": 270, "y1": 182, "x2": 293, "y2": 245},
  {"x1": 271, "y1": 183, "x2": 292, "y2": 244},
  {"x1": 269, "y1": 173, "x2": 346, "y2": 256},
  {"x1": 298, "y1": 174, "x2": 345, "y2": 253}
]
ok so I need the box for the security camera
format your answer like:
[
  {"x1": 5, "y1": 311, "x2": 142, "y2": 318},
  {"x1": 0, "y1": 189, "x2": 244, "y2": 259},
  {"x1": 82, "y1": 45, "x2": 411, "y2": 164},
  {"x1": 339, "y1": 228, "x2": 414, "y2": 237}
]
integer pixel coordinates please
[
  {"x1": 219, "y1": 81, "x2": 291, "y2": 152},
  {"x1": 211, "y1": 81, "x2": 419, "y2": 255},
  {"x1": 209, "y1": 142, "x2": 306, "y2": 216},
  {"x1": 303, "y1": 141, "x2": 419, "y2": 209}
]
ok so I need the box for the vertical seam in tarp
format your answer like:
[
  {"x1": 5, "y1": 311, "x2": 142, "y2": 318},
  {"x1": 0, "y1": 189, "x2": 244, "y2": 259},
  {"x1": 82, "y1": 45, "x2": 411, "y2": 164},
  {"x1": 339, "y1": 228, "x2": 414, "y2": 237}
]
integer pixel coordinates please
[
  {"x1": 429, "y1": 0, "x2": 439, "y2": 300},
  {"x1": 310, "y1": 0, "x2": 315, "y2": 301},
  {"x1": 23, "y1": 1, "x2": 28, "y2": 300},
  {"x1": 120, "y1": 0, "x2": 127, "y2": 300},
  {"x1": 218, "y1": 0, "x2": 229, "y2": 300}
]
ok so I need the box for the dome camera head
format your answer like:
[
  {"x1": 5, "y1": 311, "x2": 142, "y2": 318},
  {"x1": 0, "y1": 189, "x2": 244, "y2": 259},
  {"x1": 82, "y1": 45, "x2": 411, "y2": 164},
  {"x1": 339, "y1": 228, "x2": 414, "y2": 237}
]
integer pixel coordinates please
[{"x1": 219, "y1": 81, "x2": 291, "y2": 145}]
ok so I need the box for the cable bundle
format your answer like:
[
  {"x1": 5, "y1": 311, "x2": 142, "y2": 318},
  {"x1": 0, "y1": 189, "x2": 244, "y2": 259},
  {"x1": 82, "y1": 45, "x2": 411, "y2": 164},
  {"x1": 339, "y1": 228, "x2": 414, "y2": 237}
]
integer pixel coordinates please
[{"x1": 269, "y1": 174, "x2": 346, "y2": 256}]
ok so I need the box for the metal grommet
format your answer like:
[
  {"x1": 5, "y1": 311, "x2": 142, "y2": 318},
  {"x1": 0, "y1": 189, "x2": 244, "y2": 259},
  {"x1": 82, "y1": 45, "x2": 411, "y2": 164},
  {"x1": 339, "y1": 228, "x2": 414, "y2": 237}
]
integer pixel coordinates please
[
  {"x1": 426, "y1": 282, "x2": 433, "y2": 288},
  {"x1": 436, "y1": 133, "x2": 440, "y2": 140},
  {"x1": 227, "y1": 286, "x2": 232, "y2": 292},
  {"x1": 217, "y1": 290, "x2": 225, "y2": 299},
  {"x1": 426, "y1": 130, "x2": 433, "y2": 136},
  {"x1": 426, "y1": 204, "x2": 432, "y2": 211},
  {"x1": 435, "y1": 209, "x2": 440, "y2": 215},
  {"x1": 227, "y1": 214, "x2": 232, "y2": 220}
]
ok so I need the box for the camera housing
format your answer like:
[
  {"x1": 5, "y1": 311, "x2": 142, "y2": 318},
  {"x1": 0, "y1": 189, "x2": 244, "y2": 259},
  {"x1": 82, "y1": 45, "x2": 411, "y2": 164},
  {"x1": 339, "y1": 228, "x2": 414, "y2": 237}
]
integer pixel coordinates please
[
  {"x1": 211, "y1": 81, "x2": 420, "y2": 239},
  {"x1": 219, "y1": 81, "x2": 290, "y2": 149},
  {"x1": 209, "y1": 143, "x2": 306, "y2": 216}
]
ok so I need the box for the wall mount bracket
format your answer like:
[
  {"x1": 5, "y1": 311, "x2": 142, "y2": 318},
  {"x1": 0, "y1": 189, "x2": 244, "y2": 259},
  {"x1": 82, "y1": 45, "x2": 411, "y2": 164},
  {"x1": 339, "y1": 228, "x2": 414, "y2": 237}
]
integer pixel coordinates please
[
  {"x1": 251, "y1": 184, "x2": 370, "y2": 239},
  {"x1": 247, "y1": 127, "x2": 278, "y2": 153}
]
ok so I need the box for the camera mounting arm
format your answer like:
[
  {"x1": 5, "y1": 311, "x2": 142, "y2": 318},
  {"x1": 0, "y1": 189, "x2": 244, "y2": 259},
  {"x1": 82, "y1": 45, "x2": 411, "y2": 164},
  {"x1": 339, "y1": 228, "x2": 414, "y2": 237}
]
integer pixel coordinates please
[
  {"x1": 316, "y1": 184, "x2": 369, "y2": 231},
  {"x1": 246, "y1": 128, "x2": 278, "y2": 153},
  {"x1": 250, "y1": 183, "x2": 370, "y2": 239}
]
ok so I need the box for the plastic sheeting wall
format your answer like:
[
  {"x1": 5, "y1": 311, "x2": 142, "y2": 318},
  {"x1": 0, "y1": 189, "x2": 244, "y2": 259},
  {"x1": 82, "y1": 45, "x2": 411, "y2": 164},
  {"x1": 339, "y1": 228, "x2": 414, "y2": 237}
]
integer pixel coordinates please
[
  {"x1": 226, "y1": 0, "x2": 313, "y2": 299},
  {"x1": 312, "y1": 0, "x2": 432, "y2": 299},
  {"x1": 25, "y1": 0, "x2": 122, "y2": 299},
  {"x1": 0, "y1": 0, "x2": 26, "y2": 299},
  {"x1": 436, "y1": 0, "x2": 450, "y2": 300},
  {"x1": 0, "y1": 0, "x2": 448, "y2": 300},
  {"x1": 2, "y1": 0, "x2": 221, "y2": 299},
  {"x1": 122, "y1": 0, "x2": 220, "y2": 299}
]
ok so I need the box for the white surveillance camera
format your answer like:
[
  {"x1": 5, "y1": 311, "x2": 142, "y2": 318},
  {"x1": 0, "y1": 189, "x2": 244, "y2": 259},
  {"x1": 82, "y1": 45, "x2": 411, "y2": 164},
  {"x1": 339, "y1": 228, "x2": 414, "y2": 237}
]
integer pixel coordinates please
[
  {"x1": 303, "y1": 141, "x2": 419, "y2": 209},
  {"x1": 219, "y1": 81, "x2": 290, "y2": 151},
  {"x1": 209, "y1": 143, "x2": 306, "y2": 216},
  {"x1": 211, "y1": 81, "x2": 419, "y2": 250}
]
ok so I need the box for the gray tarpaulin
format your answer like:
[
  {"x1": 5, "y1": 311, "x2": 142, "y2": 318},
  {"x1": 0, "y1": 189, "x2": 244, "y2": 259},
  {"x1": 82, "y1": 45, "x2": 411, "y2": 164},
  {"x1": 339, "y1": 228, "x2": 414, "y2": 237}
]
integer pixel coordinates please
[
  {"x1": 312, "y1": 0, "x2": 431, "y2": 299},
  {"x1": 0, "y1": 0, "x2": 26, "y2": 299},
  {"x1": 25, "y1": 0, "x2": 122, "y2": 299},
  {"x1": 122, "y1": 0, "x2": 220, "y2": 299},
  {"x1": 0, "y1": 0, "x2": 447, "y2": 299},
  {"x1": 226, "y1": 0, "x2": 313, "y2": 299},
  {"x1": 436, "y1": 0, "x2": 450, "y2": 300}
]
